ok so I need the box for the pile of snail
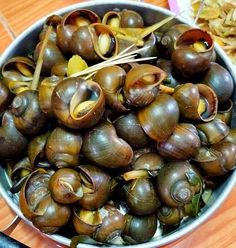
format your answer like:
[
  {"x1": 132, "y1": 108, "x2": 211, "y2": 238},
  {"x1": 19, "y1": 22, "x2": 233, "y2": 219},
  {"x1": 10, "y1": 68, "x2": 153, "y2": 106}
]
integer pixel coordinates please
[{"x1": 0, "y1": 8, "x2": 236, "y2": 246}]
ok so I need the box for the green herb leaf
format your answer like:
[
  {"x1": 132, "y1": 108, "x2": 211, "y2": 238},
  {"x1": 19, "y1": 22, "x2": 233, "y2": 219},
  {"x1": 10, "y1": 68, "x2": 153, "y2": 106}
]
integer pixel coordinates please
[
  {"x1": 185, "y1": 171, "x2": 200, "y2": 186},
  {"x1": 202, "y1": 188, "x2": 213, "y2": 205},
  {"x1": 191, "y1": 191, "x2": 202, "y2": 216}
]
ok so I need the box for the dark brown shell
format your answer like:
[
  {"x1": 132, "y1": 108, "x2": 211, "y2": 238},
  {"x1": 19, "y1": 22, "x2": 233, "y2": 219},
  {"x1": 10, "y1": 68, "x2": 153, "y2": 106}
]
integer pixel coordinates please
[
  {"x1": 70, "y1": 25, "x2": 98, "y2": 61},
  {"x1": 173, "y1": 83, "x2": 218, "y2": 122},
  {"x1": 133, "y1": 152, "x2": 164, "y2": 173},
  {"x1": 93, "y1": 65, "x2": 128, "y2": 112},
  {"x1": 19, "y1": 170, "x2": 71, "y2": 234},
  {"x1": 156, "y1": 161, "x2": 202, "y2": 207},
  {"x1": 49, "y1": 168, "x2": 83, "y2": 204},
  {"x1": 0, "y1": 111, "x2": 28, "y2": 159},
  {"x1": 216, "y1": 100, "x2": 233, "y2": 125},
  {"x1": 137, "y1": 94, "x2": 179, "y2": 142},
  {"x1": 28, "y1": 132, "x2": 49, "y2": 167},
  {"x1": 124, "y1": 64, "x2": 166, "y2": 107},
  {"x1": 114, "y1": 113, "x2": 150, "y2": 148},
  {"x1": 156, "y1": 123, "x2": 201, "y2": 160},
  {"x1": 123, "y1": 214, "x2": 157, "y2": 244},
  {"x1": 201, "y1": 62, "x2": 234, "y2": 104},
  {"x1": 157, "y1": 205, "x2": 184, "y2": 226},
  {"x1": 0, "y1": 80, "x2": 11, "y2": 114},
  {"x1": 38, "y1": 76, "x2": 62, "y2": 117},
  {"x1": 11, "y1": 90, "x2": 47, "y2": 135},
  {"x1": 39, "y1": 14, "x2": 62, "y2": 43},
  {"x1": 171, "y1": 29, "x2": 214, "y2": 78},
  {"x1": 196, "y1": 119, "x2": 229, "y2": 145},
  {"x1": 71, "y1": 23, "x2": 118, "y2": 61},
  {"x1": 34, "y1": 41, "x2": 65, "y2": 75},
  {"x1": 32, "y1": 194, "x2": 71, "y2": 234},
  {"x1": 120, "y1": 10, "x2": 144, "y2": 28},
  {"x1": 78, "y1": 164, "x2": 112, "y2": 210},
  {"x1": 19, "y1": 170, "x2": 51, "y2": 220},
  {"x1": 156, "y1": 59, "x2": 180, "y2": 88},
  {"x1": 73, "y1": 208, "x2": 102, "y2": 236},
  {"x1": 51, "y1": 77, "x2": 105, "y2": 129},
  {"x1": 45, "y1": 127, "x2": 82, "y2": 168},
  {"x1": 82, "y1": 121, "x2": 133, "y2": 168},
  {"x1": 94, "y1": 204, "x2": 126, "y2": 243},
  {"x1": 1, "y1": 56, "x2": 35, "y2": 85},
  {"x1": 193, "y1": 142, "x2": 236, "y2": 176},
  {"x1": 160, "y1": 24, "x2": 191, "y2": 58},
  {"x1": 123, "y1": 178, "x2": 160, "y2": 215},
  {"x1": 56, "y1": 9, "x2": 100, "y2": 54}
]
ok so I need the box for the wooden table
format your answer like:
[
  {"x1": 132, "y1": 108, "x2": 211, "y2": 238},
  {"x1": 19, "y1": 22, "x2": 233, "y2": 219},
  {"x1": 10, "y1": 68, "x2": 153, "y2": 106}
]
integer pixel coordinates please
[{"x1": 0, "y1": 0, "x2": 236, "y2": 247}]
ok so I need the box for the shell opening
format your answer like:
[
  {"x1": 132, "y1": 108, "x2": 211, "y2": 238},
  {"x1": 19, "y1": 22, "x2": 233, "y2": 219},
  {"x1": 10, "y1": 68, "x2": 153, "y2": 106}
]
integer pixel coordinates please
[
  {"x1": 98, "y1": 33, "x2": 112, "y2": 55},
  {"x1": 141, "y1": 74, "x2": 156, "y2": 84},
  {"x1": 70, "y1": 83, "x2": 100, "y2": 119},
  {"x1": 197, "y1": 98, "x2": 207, "y2": 116},
  {"x1": 16, "y1": 62, "x2": 33, "y2": 77},
  {"x1": 108, "y1": 17, "x2": 120, "y2": 28},
  {"x1": 192, "y1": 40, "x2": 210, "y2": 52},
  {"x1": 73, "y1": 100, "x2": 97, "y2": 117},
  {"x1": 75, "y1": 16, "x2": 91, "y2": 27}
]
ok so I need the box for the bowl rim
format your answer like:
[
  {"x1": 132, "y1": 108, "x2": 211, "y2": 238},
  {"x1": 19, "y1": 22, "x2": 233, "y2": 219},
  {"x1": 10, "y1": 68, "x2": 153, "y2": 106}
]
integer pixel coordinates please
[{"x1": 0, "y1": 1, "x2": 236, "y2": 247}]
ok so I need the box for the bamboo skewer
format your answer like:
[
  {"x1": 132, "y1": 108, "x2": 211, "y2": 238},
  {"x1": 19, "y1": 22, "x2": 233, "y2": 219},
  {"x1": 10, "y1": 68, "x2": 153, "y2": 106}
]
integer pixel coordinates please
[
  {"x1": 69, "y1": 45, "x2": 157, "y2": 79},
  {"x1": 31, "y1": 14, "x2": 179, "y2": 86},
  {"x1": 31, "y1": 26, "x2": 52, "y2": 91}
]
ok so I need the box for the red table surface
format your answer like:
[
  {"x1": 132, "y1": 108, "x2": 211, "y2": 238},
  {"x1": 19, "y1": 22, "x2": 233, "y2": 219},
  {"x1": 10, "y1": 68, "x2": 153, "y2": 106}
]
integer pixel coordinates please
[{"x1": 0, "y1": 1, "x2": 236, "y2": 248}]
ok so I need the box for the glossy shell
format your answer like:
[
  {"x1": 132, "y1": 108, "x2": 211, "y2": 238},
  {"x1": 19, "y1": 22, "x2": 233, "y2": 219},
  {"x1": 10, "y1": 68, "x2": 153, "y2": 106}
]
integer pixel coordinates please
[
  {"x1": 93, "y1": 65, "x2": 128, "y2": 112},
  {"x1": 82, "y1": 121, "x2": 133, "y2": 168},
  {"x1": 196, "y1": 119, "x2": 229, "y2": 145},
  {"x1": 123, "y1": 178, "x2": 160, "y2": 215},
  {"x1": 173, "y1": 83, "x2": 218, "y2": 122},
  {"x1": 49, "y1": 168, "x2": 83, "y2": 204},
  {"x1": 11, "y1": 90, "x2": 47, "y2": 135},
  {"x1": 201, "y1": 62, "x2": 234, "y2": 104},
  {"x1": 137, "y1": 94, "x2": 179, "y2": 142},
  {"x1": 124, "y1": 64, "x2": 166, "y2": 107},
  {"x1": 123, "y1": 214, "x2": 157, "y2": 243},
  {"x1": 193, "y1": 142, "x2": 236, "y2": 176},
  {"x1": 51, "y1": 77, "x2": 105, "y2": 129},
  {"x1": 114, "y1": 113, "x2": 150, "y2": 148},
  {"x1": 156, "y1": 123, "x2": 201, "y2": 160},
  {"x1": 57, "y1": 9, "x2": 100, "y2": 54},
  {"x1": 0, "y1": 111, "x2": 28, "y2": 159},
  {"x1": 45, "y1": 127, "x2": 82, "y2": 168},
  {"x1": 78, "y1": 164, "x2": 112, "y2": 210},
  {"x1": 156, "y1": 161, "x2": 202, "y2": 207},
  {"x1": 38, "y1": 76, "x2": 62, "y2": 116},
  {"x1": 172, "y1": 29, "x2": 214, "y2": 78},
  {"x1": 160, "y1": 24, "x2": 190, "y2": 58}
]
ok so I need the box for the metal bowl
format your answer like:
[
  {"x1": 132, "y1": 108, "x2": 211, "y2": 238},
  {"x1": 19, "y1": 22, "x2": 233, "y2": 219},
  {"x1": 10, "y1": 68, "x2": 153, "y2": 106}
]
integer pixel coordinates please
[{"x1": 0, "y1": 1, "x2": 236, "y2": 247}]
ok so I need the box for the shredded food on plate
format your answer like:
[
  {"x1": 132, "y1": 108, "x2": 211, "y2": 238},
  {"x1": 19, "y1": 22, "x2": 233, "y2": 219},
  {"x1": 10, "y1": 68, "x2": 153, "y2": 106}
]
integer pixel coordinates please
[{"x1": 192, "y1": 0, "x2": 236, "y2": 64}]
